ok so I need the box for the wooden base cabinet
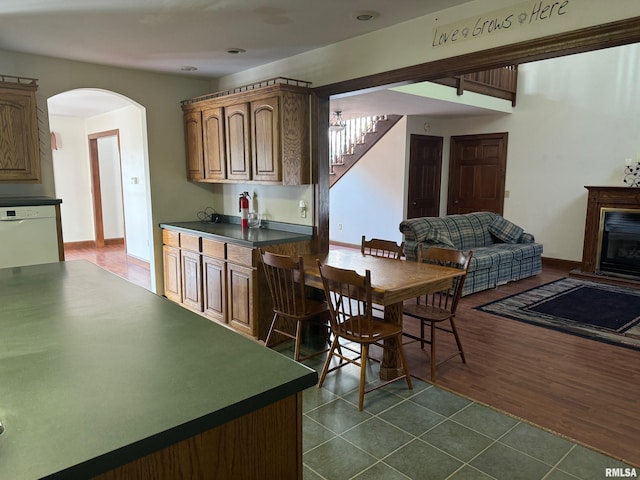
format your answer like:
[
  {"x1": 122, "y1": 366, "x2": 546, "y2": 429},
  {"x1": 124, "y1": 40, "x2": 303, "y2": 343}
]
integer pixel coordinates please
[
  {"x1": 227, "y1": 261, "x2": 255, "y2": 337},
  {"x1": 162, "y1": 230, "x2": 182, "y2": 303},
  {"x1": 161, "y1": 228, "x2": 312, "y2": 341},
  {"x1": 161, "y1": 229, "x2": 261, "y2": 338},
  {"x1": 92, "y1": 393, "x2": 303, "y2": 480},
  {"x1": 181, "y1": 250, "x2": 203, "y2": 313}
]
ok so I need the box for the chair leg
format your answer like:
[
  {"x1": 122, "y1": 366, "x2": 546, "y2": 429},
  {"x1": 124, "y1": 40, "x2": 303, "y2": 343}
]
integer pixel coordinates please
[
  {"x1": 293, "y1": 320, "x2": 303, "y2": 362},
  {"x1": 359, "y1": 344, "x2": 369, "y2": 411},
  {"x1": 420, "y1": 320, "x2": 426, "y2": 349},
  {"x1": 430, "y1": 321, "x2": 436, "y2": 382},
  {"x1": 318, "y1": 337, "x2": 340, "y2": 388},
  {"x1": 450, "y1": 318, "x2": 466, "y2": 363},
  {"x1": 264, "y1": 312, "x2": 279, "y2": 348}
]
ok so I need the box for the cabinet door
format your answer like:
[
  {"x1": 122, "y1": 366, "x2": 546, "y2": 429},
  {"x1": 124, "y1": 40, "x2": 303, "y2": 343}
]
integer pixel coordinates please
[
  {"x1": 225, "y1": 102, "x2": 251, "y2": 180},
  {"x1": 203, "y1": 256, "x2": 226, "y2": 323},
  {"x1": 0, "y1": 87, "x2": 40, "y2": 183},
  {"x1": 227, "y1": 262, "x2": 255, "y2": 337},
  {"x1": 202, "y1": 107, "x2": 226, "y2": 180},
  {"x1": 184, "y1": 110, "x2": 204, "y2": 180},
  {"x1": 181, "y1": 250, "x2": 203, "y2": 312},
  {"x1": 163, "y1": 245, "x2": 182, "y2": 303},
  {"x1": 251, "y1": 96, "x2": 280, "y2": 182}
]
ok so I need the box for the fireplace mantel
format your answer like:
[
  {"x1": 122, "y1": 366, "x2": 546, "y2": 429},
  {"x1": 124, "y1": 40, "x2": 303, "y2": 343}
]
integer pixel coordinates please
[{"x1": 580, "y1": 186, "x2": 640, "y2": 274}]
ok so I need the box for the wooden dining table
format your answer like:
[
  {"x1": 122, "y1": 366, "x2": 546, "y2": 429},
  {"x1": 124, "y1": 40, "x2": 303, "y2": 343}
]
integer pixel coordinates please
[{"x1": 300, "y1": 249, "x2": 465, "y2": 380}]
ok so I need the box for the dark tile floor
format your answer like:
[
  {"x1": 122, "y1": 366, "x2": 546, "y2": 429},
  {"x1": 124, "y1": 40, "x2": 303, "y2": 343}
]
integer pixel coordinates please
[{"x1": 276, "y1": 342, "x2": 635, "y2": 480}]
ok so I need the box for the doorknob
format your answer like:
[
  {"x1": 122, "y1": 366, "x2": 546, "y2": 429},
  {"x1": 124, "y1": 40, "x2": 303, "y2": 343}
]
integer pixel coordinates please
[{"x1": 412, "y1": 202, "x2": 417, "y2": 206}]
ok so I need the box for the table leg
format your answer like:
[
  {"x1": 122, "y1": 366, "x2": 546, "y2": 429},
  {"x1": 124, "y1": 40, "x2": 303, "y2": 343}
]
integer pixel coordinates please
[{"x1": 379, "y1": 302, "x2": 404, "y2": 380}]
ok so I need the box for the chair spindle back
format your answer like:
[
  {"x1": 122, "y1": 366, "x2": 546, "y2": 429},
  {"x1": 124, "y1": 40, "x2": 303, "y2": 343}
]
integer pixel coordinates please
[
  {"x1": 361, "y1": 236, "x2": 405, "y2": 259},
  {"x1": 416, "y1": 245, "x2": 473, "y2": 313},
  {"x1": 317, "y1": 261, "x2": 374, "y2": 338}
]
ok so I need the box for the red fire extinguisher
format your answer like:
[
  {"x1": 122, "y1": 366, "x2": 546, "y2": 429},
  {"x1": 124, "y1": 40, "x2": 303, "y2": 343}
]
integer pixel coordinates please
[{"x1": 239, "y1": 192, "x2": 250, "y2": 228}]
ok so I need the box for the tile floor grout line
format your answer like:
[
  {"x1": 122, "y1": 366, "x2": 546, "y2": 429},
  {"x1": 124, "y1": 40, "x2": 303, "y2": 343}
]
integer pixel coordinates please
[
  {"x1": 346, "y1": 460, "x2": 413, "y2": 480},
  {"x1": 444, "y1": 462, "x2": 501, "y2": 480},
  {"x1": 540, "y1": 444, "x2": 582, "y2": 480}
]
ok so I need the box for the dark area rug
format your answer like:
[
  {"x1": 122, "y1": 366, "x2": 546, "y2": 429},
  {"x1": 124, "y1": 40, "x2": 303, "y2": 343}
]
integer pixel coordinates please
[{"x1": 475, "y1": 278, "x2": 640, "y2": 351}]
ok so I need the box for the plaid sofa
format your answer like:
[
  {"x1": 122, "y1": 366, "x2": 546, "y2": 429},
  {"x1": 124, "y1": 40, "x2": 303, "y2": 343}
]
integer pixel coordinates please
[{"x1": 399, "y1": 212, "x2": 543, "y2": 296}]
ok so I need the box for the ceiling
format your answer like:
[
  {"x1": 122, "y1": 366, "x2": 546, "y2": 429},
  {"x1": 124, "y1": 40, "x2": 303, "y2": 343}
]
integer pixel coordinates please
[
  {"x1": 1, "y1": 0, "x2": 472, "y2": 78},
  {"x1": 10, "y1": 0, "x2": 506, "y2": 118}
]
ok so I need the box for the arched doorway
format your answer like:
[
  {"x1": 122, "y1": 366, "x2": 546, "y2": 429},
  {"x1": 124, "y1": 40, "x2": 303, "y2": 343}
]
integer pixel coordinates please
[{"x1": 48, "y1": 88, "x2": 153, "y2": 290}]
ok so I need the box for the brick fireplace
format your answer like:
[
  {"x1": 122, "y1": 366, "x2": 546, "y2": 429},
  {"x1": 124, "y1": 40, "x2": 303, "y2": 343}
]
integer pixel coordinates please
[{"x1": 578, "y1": 186, "x2": 640, "y2": 282}]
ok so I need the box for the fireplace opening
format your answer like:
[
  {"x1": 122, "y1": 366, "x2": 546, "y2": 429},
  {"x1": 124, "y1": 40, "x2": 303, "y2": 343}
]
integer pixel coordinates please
[{"x1": 597, "y1": 208, "x2": 640, "y2": 279}]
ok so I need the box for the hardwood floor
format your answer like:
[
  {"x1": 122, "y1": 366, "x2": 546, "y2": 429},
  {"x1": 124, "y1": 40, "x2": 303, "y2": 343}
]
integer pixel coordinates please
[
  {"x1": 64, "y1": 244, "x2": 151, "y2": 290},
  {"x1": 402, "y1": 265, "x2": 640, "y2": 468},
  {"x1": 66, "y1": 243, "x2": 640, "y2": 467}
]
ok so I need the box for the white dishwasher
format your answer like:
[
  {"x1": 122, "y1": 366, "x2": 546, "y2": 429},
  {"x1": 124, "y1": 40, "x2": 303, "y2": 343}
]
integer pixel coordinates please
[{"x1": 0, "y1": 205, "x2": 60, "y2": 268}]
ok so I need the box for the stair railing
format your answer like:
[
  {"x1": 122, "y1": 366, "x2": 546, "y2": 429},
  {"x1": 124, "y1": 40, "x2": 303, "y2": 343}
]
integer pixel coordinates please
[{"x1": 329, "y1": 115, "x2": 387, "y2": 175}]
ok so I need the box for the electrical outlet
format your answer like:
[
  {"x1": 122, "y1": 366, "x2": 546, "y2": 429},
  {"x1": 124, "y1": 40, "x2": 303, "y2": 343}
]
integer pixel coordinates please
[{"x1": 338, "y1": 223, "x2": 343, "y2": 230}]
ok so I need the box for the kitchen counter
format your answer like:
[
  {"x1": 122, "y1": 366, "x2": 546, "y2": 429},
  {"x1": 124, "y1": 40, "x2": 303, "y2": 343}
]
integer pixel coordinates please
[
  {"x1": 160, "y1": 220, "x2": 313, "y2": 247},
  {"x1": 0, "y1": 260, "x2": 317, "y2": 479},
  {"x1": 0, "y1": 195, "x2": 62, "y2": 207}
]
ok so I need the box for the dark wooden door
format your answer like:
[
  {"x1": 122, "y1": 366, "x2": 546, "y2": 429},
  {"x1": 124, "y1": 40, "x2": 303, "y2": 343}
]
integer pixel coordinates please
[
  {"x1": 447, "y1": 133, "x2": 508, "y2": 215},
  {"x1": 407, "y1": 134, "x2": 443, "y2": 219}
]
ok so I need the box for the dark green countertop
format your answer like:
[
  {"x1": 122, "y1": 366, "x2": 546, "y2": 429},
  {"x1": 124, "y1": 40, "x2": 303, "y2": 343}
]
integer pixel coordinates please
[
  {"x1": 160, "y1": 221, "x2": 313, "y2": 247},
  {"x1": 0, "y1": 261, "x2": 317, "y2": 480},
  {"x1": 0, "y1": 195, "x2": 62, "y2": 207}
]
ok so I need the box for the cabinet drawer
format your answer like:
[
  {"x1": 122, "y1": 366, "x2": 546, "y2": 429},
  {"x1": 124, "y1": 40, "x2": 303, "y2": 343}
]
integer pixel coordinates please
[
  {"x1": 202, "y1": 238, "x2": 226, "y2": 259},
  {"x1": 180, "y1": 233, "x2": 201, "y2": 252},
  {"x1": 227, "y1": 244, "x2": 254, "y2": 266},
  {"x1": 162, "y1": 229, "x2": 180, "y2": 247}
]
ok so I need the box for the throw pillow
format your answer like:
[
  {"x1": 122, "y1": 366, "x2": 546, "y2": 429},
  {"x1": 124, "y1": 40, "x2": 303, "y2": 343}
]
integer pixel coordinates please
[
  {"x1": 426, "y1": 228, "x2": 456, "y2": 248},
  {"x1": 489, "y1": 216, "x2": 524, "y2": 243}
]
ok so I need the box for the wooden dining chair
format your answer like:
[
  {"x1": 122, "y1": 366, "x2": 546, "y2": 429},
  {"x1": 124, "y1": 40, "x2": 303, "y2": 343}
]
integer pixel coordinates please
[
  {"x1": 361, "y1": 235, "x2": 405, "y2": 317},
  {"x1": 361, "y1": 235, "x2": 405, "y2": 259},
  {"x1": 317, "y1": 260, "x2": 412, "y2": 411},
  {"x1": 260, "y1": 249, "x2": 331, "y2": 362},
  {"x1": 402, "y1": 246, "x2": 473, "y2": 382}
]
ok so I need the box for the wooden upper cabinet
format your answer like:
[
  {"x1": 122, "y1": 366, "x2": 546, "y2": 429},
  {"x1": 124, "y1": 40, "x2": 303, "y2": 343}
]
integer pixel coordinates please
[
  {"x1": 181, "y1": 82, "x2": 311, "y2": 185},
  {"x1": 279, "y1": 90, "x2": 310, "y2": 185},
  {"x1": 203, "y1": 107, "x2": 226, "y2": 180},
  {"x1": 0, "y1": 77, "x2": 41, "y2": 183},
  {"x1": 252, "y1": 96, "x2": 280, "y2": 182},
  {"x1": 184, "y1": 110, "x2": 204, "y2": 180},
  {"x1": 225, "y1": 102, "x2": 251, "y2": 181}
]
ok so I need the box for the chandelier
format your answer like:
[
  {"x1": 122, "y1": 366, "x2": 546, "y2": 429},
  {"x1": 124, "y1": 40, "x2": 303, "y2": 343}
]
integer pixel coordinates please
[{"x1": 329, "y1": 111, "x2": 346, "y2": 132}]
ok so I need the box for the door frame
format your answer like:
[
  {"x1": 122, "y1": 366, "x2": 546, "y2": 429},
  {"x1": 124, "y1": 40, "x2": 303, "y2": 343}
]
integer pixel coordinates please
[{"x1": 88, "y1": 129, "x2": 123, "y2": 248}]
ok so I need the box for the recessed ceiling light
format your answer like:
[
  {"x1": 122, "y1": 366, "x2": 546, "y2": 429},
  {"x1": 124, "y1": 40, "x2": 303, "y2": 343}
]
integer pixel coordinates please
[
  {"x1": 180, "y1": 66, "x2": 198, "y2": 72},
  {"x1": 226, "y1": 48, "x2": 247, "y2": 54},
  {"x1": 354, "y1": 10, "x2": 378, "y2": 21}
]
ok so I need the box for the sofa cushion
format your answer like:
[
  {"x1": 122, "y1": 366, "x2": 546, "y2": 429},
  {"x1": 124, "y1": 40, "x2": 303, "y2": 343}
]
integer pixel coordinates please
[
  {"x1": 425, "y1": 228, "x2": 455, "y2": 248},
  {"x1": 443, "y1": 212, "x2": 497, "y2": 250},
  {"x1": 488, "y1": 216, "x2": 524, "y2": 243},
  {"x1": 409, "y1": 219, "x2": 432, "y2": 243}
]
